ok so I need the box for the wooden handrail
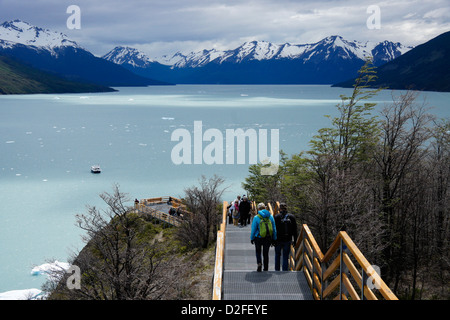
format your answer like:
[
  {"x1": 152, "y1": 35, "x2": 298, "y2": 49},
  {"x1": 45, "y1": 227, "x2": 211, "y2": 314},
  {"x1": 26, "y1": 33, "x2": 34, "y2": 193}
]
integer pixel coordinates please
[
  {"x1": 291, "y1": 224, "x2": 398, "y2": 300},
  {"x1": 141, "y1": 196, "x2": 185, "y2": 207},
  {"x1": 251, "y1": 201, "x2": 257, "y2": 217},
  {"x1": 274, "y1": 201, "x2": 280, "y2": 215},
  {"x1": 267, "y1": 202, "x2": 274, "y2": 215},
  {"x1": 213, "y1": 201, "x2": 228, "y2": 300}
]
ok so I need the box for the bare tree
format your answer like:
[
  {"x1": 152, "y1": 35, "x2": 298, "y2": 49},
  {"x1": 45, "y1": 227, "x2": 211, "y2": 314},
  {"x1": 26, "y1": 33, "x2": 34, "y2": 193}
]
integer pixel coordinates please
[
  {"x1": 47, "y1": 184, "x2": 182, "y2": 300},
  {"x1": 178, "y1": 175, "x2": 227, "y2": 249},
  {"x1": 372, "y1": 91, "x2": 434, "y2": 289},
  {"x1": 427, "y1": 119, "x2": 450, "y2": 296}
]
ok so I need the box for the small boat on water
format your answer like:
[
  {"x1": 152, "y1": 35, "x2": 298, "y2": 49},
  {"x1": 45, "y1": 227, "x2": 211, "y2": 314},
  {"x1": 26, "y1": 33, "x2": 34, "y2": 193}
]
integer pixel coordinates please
[{"x1": 91, "y1": 165, "x2": 101, "y2": 174}]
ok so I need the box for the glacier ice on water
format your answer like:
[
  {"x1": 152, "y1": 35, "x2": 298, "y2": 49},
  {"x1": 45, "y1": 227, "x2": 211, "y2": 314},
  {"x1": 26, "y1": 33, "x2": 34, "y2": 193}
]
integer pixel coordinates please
[
  {"x1": 31, "y1": 260, "x2": 70, "y2": 276},
  {"x1": 0, "y1": 261, "x2": 70, "y2": 300},
  {"x1": 0, "y1": 288, "x2": 43, "y2": 300}
]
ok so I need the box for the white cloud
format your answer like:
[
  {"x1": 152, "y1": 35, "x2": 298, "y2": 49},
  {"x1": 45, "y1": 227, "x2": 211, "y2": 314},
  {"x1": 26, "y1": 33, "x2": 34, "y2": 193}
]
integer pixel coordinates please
[
  {"x1": 1, "y1": 0, "x2": 449, "y2": 56},
  {"x1": 423, "y1": 7, "x2": 450, "y2": 19}
]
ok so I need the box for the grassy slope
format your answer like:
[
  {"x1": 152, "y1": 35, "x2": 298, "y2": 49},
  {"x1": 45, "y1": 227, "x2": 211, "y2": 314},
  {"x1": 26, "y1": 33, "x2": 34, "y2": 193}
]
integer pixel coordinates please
[{"x1": 0, "y1": 55, "x2": 115, "y2": 94}]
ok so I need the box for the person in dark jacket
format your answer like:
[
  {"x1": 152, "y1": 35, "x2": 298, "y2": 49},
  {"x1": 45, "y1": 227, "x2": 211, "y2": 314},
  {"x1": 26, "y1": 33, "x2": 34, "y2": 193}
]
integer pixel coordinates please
[
  {"x1": 238, "y1": 196, "x2": 251, "y2": 227},
  {"x1": 274, "y1": 203, "x2": 298, "y2": 271}
]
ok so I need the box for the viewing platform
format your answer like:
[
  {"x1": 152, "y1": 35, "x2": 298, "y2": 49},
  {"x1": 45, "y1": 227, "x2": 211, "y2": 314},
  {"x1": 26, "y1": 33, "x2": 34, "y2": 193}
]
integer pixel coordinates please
[{"x1": 135, "y1": 196, "x2": 188, "y2": 227}]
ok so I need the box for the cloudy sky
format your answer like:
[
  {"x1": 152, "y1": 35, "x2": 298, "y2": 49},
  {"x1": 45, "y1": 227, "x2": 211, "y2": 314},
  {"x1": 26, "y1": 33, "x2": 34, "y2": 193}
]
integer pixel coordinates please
[{"x1": 1, "y1": 0, "x2": 449, "y2": 57}]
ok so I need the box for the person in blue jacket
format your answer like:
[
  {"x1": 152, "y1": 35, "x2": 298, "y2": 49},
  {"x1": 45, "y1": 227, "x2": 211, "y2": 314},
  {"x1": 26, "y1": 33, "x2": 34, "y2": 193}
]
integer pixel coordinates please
[{"x1": 250, "y1": 203, "x2": 277, "y2": 272}]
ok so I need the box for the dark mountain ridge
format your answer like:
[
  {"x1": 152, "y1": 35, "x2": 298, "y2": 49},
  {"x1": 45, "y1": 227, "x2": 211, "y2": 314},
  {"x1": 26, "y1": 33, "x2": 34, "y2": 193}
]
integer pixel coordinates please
[{"x1": 333, "y1": 31, "x2": 450, "y2": 92}]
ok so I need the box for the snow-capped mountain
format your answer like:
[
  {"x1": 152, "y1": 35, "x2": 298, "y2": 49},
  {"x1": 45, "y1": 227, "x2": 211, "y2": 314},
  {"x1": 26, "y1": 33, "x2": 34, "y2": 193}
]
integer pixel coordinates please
[
  {"x1": 334, "y1": 31, "x2": 450, "y2": 92},
  {"x1": 0, "y1": 19, "x2": 80, "y2": 53},
  {"x1": 102, "y1": 35, "x2": 412, "y2": 84},
  {"x1": 0, "y1": 20, "x2": 169, "y2": 86},
  {"x1": 105, "y1": 35, "x2": 411, "y2": 70},
  {"x1": 102, "y1": 46, "x2": 154, "y2": 68},
  {"x1": 157, "y1": 36, "x2": 411, "y2": 68}
]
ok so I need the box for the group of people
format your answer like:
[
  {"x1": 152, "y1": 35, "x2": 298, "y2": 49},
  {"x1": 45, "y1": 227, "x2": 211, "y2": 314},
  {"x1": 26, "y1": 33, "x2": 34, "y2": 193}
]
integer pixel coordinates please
[
  {"x1": 228, "y1": 195, "x2": 298, "y2": 272},
  {"x1": 228, "y1": 195, "x2": 251, "y2": 227},
  {"x1": 168, "y1": 207, "x2": 183, "y2": 217}
]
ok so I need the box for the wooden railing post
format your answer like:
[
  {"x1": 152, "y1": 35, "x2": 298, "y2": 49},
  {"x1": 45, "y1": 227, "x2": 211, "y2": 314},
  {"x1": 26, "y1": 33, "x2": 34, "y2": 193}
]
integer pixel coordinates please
[
  {"x1": 212, "y1": 201, "x2": 228, "y2": 300},
  {"x1": 339, "y1": 237, "x2": 343, "y2": 300},
  {"x1": 302, "y1": 235, "x2": 306, "y2": 273},
  {"x1": 361, "y1": 267, "x2": 367, "y2": 300},
  {"x1": 320, "y1": 260, "x2": 324, "y2": 300}
]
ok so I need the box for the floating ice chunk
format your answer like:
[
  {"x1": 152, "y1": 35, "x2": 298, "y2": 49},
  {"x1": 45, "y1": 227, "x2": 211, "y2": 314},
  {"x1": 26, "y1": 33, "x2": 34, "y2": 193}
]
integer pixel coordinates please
[
  {"x1": 138, "y1": 143, "x2": 147, "y2": 146},
  {"x1": 42, "y1": 179, "x2": 48, "y2": 182},
  {"x1": 5, "y1": 141, "x2": 15, "y2": 144},
  {"x1": 161, "y1": 117, "x2": 174, "y2": 120},
  {"x1": 31, "y1": 261, "x2": 70, "y2": 277},
  {"x1": 0, "y1": 288, "x2": 42, "y2": 300},
  {"x1": 25, "y1": 132, "x2": 32, "y2": 135},
  {"x1": 31, "y1": 261, "x2": 71, "y2": 285}
]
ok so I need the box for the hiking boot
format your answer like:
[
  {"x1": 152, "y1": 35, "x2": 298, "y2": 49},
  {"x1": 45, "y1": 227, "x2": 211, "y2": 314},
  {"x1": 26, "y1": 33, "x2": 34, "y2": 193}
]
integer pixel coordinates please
[{"x1": 257, "y1": 263, "x2": 262, "y2": 272}]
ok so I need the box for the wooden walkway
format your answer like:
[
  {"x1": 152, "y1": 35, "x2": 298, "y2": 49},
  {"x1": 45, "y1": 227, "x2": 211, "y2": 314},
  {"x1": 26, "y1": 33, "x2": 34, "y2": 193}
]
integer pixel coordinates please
[
  {"x1": 222, "y1": 223, "x2": 313, "y2": 300},
  {"x1": 138, "y1": 197, "x2": 398, "y2": 300}
]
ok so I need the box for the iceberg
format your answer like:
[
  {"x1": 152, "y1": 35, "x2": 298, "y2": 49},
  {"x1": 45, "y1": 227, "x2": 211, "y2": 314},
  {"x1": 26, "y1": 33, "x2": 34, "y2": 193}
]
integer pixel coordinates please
[
  {"x1": 0, "y1": 288, "x2": 42, "y2": 300},
  {"x1": 31, "y1": 260, "x2": 70, "y2": 282}
]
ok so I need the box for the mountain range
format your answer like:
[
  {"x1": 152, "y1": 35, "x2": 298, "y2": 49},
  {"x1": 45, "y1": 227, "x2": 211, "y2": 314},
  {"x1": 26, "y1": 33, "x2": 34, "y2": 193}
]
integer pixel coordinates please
[
  {"x1": 0, "y1": 20, "x2": 170, "y2": 90},
  {"x1": 103, "y1": 36, "x2": 412, "y2": 84},
  {"x1": 0, "y1": 19, "x2": 448, "y2": 93}
]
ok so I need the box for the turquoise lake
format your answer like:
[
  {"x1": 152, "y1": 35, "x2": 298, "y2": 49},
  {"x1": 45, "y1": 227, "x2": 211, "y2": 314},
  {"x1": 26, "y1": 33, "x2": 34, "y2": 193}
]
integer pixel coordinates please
[{"x1": 0, "y1": 85, "x2": 448, "y2": 294}]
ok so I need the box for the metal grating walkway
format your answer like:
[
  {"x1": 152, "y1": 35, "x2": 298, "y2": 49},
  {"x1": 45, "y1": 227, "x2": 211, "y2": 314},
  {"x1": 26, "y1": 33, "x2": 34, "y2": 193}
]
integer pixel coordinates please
[{"x1": 222, "y1": 223, "x2": 313, "y2": 300}]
